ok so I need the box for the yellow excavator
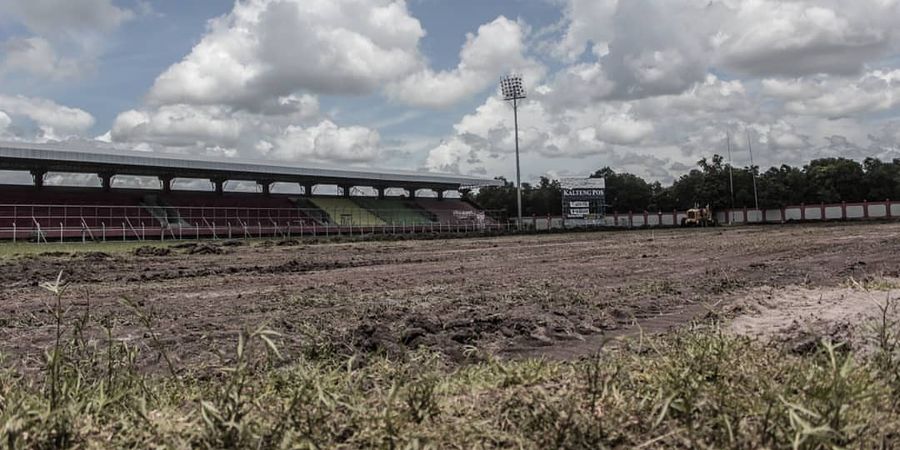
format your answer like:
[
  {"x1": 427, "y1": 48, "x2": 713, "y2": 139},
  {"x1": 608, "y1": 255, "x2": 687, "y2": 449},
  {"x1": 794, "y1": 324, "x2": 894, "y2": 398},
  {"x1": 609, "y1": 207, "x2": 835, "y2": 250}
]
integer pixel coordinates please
[{"x1": 681, "y1": 205, "x2": 718, "y2": 227}]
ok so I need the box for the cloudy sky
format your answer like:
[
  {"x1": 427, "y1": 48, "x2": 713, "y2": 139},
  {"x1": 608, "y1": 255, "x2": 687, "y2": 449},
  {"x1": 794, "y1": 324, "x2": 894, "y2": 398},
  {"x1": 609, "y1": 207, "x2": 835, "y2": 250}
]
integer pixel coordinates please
[{"x1": 1, "y1": 0, "x2": 899, "y2": 184}]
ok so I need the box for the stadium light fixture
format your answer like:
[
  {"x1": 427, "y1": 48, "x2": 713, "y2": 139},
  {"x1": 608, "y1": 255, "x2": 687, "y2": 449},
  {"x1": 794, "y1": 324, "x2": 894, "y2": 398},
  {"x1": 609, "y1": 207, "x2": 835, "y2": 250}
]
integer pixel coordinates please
[{"x1": 500, "y1": 74, "x2": 526, "y2": 229}]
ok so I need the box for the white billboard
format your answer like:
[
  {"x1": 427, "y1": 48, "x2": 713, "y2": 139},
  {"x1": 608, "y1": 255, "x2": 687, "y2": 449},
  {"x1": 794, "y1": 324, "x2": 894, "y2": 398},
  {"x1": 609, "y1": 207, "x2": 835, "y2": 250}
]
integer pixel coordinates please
[
  {"x1": 560, "y1": 178, "x2": 606, "y2": 189},
  {"x1": 568, "y1": 208, "x2": 590, "y2": 217}
]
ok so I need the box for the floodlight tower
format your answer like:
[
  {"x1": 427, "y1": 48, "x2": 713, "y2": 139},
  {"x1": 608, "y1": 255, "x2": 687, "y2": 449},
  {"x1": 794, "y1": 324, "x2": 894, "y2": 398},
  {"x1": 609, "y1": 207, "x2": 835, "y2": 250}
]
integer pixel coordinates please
[{"x1": 500, "y1": 74, "x2": 526, "y2": 229}]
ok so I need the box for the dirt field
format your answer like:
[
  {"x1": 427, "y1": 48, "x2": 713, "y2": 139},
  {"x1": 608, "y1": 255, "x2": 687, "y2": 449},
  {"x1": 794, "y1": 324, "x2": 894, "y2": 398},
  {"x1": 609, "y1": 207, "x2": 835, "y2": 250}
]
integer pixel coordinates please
[{"x1": 1, "y1": 222, "x2": 898, "y2": 373}]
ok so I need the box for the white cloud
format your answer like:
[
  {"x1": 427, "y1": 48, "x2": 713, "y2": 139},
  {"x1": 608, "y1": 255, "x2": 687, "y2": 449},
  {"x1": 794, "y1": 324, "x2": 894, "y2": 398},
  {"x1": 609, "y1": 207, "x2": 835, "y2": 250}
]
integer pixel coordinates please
[
  {"x1": 543, "y1": 0, "x2": 900, "y2": 106},
  {"x1": 385, "y1": 16, "x2": 545, "y2": 108},
  {"x1": 0, "y1": 0, "x2": 134, "y2": 35},
  {"x1": 551, "y1": 0, "x2": 618, "y2": 62},
  {"x1": 265, "y1": 120, "x2": 380, "y2": 163},
  {"x1": 111, "y1": 105, "x2": 243, "y2": 148},
  {"x1": 1, "y1": 36, "x2": 82, "y2": 80},
  {"x1": 581, "y1": 0, "x2": 715, "y2": 100},
  {"x1": 780, "y1": 70, "x2": 900, "y2": 118},
  {"x1": 148, "y1": 0, "x2": 543, "y2": 111},
  {"x1": 0, "y1": 94, "x2": 95, "y2": 139},
  {"x1": 109, "y1": 101, "x2": 381, "y2": 164},
  {"x1": 760, "y1": 78, "x2": 822, "y2": 100},
  {"x1": 0, "y1": 0, "x2": 137, "y2": 83},
  {"x1": 148, "y1": 0, "x2": 425, "y2": 109},
  {"x1": 716, "y1": 0, "x2": 899, "y2": 77}
]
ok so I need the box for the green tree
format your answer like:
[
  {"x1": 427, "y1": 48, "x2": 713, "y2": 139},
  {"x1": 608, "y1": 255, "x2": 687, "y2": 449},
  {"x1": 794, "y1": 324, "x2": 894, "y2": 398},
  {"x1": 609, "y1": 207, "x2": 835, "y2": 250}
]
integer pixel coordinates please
[
  {"x1": 474, "y1": 177, "x2": 517, "y2": 214},
  {"x1": 758, "y1": 165, "x2": 807, "y2": 207},
  {"x1": 804, "y1": 158, "x2": 866, "y2": 203},
  {"x1": 527, "y1": 177, "x2": 562, "y2": 216},
  {"x1": 591, "y1": 167, "x2": 653, "y2": 212},
  {"x1": 863, "y1": 158, "x2": 900, "y2": 201}
]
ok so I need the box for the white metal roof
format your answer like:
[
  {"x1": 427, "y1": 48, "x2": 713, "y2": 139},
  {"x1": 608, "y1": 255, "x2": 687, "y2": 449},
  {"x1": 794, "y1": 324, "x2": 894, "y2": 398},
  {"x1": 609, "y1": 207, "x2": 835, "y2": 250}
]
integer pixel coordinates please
[{"x1": 0, "y1": 141, "x2": 501, "y2": 188}]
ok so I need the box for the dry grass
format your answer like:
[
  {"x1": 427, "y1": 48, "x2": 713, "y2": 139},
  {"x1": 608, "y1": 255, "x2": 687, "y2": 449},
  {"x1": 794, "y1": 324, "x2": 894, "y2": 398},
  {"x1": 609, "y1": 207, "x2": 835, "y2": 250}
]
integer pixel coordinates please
[{"x1": 2, "y1": 276, "x2": 900, "y2": 449}]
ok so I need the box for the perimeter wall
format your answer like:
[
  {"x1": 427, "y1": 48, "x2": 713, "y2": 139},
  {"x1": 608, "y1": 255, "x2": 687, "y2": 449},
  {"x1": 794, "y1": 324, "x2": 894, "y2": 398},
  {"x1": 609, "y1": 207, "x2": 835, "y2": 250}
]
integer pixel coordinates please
[{"x1": 524, "y1": 200, "x2": 899, "y2": 230}]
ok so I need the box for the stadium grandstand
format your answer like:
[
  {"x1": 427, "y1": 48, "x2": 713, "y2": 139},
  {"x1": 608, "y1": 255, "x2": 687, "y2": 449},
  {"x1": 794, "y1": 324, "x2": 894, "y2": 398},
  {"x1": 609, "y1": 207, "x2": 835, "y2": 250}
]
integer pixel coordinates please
[{"x1": 0, "y1": 142, "x2": 503, "y2": 242}]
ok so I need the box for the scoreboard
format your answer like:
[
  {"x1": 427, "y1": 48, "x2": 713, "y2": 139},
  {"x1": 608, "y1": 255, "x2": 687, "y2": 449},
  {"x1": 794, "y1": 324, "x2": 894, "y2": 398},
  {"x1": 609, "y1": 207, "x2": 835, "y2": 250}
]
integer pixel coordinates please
[{"x1": 560, "y1": 177, "x2": 606, "y2": 225}]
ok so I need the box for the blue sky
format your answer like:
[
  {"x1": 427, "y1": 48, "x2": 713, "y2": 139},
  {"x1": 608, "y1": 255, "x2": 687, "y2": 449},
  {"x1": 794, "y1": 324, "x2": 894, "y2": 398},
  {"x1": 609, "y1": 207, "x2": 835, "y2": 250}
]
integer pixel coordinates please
[{"x1": 0, "y1": 0, "x2": 898, "y2": 184}]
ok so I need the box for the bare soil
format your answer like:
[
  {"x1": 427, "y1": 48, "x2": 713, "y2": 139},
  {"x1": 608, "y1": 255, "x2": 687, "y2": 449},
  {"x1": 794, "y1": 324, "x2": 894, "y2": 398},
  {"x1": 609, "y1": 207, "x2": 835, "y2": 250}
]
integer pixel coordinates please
[
  {"x1": 728, "y1": 283, "x2": 900, "y2": 354},
  {"x1": 1, "y1": 222, "x2": 898, "y2": 372}
]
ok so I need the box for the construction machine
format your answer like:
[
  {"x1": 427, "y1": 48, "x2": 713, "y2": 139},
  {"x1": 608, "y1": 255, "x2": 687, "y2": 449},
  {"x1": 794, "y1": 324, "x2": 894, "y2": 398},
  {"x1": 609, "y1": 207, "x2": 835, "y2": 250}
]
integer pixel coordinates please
[{"x1": 681, "y1": 205, "x2": 718, "y2": 227}]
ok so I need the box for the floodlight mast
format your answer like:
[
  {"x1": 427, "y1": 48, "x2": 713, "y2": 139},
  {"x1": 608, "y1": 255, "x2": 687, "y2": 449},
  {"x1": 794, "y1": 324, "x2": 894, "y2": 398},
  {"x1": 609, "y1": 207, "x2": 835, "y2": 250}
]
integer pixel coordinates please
[{"x1": 501, "y1": 75, "x2": 526, "y2": 229}]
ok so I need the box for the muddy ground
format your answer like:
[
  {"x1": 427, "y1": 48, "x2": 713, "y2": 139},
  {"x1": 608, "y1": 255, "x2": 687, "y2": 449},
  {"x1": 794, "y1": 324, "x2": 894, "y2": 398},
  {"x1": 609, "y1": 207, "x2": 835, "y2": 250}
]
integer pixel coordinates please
[{"x1": 1, "y1": 222, "x2": 898, "y2": 373}]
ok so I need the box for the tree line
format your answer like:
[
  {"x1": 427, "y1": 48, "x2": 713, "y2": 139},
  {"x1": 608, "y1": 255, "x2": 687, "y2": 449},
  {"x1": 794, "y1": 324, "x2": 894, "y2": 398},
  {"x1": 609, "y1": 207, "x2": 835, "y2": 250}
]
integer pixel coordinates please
[{"x1": 474, "y1": 156, "x2": 900, "y2": 215}]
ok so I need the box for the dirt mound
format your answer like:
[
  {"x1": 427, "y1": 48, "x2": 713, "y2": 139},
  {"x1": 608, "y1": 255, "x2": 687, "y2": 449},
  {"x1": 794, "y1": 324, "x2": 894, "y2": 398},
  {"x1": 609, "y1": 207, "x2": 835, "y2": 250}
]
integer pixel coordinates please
[
  {"x1": 170, "y1": 242, "x2": 226, "y2": 255},
  {"x1": 39, "y1": 251, "x2": 70, "y2": 258},
  {"x1": 728, "y1": 283, "x2": 899, "y2": 354},
  {"x1": 80, "y1": 251, "x2": 112, "y2": 261},
  {"x1": 133, "y1": 246, "x2": 171, "y2": 257},
  {"x1": 186, "y1": 243, "x2": 224, "y2": 255}
]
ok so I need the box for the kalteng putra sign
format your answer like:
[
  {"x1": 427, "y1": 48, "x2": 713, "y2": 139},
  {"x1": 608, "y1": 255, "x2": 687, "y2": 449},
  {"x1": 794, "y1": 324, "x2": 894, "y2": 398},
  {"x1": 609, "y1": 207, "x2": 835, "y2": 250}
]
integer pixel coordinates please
[{"x1": 560, "y1": 177, "x2": 606, "y2": 220}]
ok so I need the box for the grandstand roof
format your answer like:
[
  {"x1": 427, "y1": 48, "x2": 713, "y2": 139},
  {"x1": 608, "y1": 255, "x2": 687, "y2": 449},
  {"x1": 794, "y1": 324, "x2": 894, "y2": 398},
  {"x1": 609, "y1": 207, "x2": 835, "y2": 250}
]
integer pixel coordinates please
[{"x1": 0, "y1": 141, "x2": 501, "y2": 190}]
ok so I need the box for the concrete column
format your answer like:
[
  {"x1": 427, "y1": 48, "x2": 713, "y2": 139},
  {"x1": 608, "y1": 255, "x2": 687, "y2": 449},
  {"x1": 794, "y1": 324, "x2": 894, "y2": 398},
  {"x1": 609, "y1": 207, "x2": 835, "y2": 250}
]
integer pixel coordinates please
[
  {"x1": 258, "y1": 180, "x2": 272, "y2": 196},
  {"x1": 211, "y1": 178, "x2": 226, "y2": 195},
  {"x1": 408, "y1": 188, "x2": 417, "y2": 199},
  {"x1": 100, "y1": 173, "x2": 114, "y2": 191},
  {"x1": 303, "y1": 184, "x2": 315, "y2": 197},
  {"x1": 377, "y1": 187, "x2": 386, "y2": 200},
  {"x1": 160, "y1": 176, "x2": 173, "y2": 193},
  {"x1": 437, "y1": 190, "x2": 445, "y2": 200},
  {"x1": 340, "y1": 185, "x2": 352, "y2": 197},
  {"x1": 30, "y1": 169, "x2": 46, "y2": 189}
]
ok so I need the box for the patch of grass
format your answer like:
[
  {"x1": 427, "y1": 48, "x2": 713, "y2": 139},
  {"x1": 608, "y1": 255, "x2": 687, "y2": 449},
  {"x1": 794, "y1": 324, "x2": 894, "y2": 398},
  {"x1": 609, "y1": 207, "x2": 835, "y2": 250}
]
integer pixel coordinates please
[
  {"x1": 2, "y1": 278, "x2": 900, "y2": 448},
  {"x1": 844, "y1": 275, "x2": 900, "y2": 292}
]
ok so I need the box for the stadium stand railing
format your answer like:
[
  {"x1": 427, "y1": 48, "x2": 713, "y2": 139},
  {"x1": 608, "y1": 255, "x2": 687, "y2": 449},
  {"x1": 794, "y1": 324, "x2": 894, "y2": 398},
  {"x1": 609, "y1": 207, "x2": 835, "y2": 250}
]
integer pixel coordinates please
[{"x1": 0, "y1": 186, "x2": 506, "y2": 242}]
